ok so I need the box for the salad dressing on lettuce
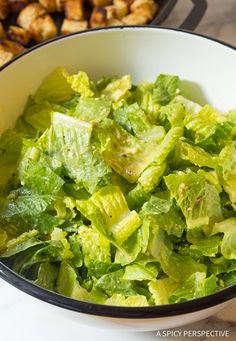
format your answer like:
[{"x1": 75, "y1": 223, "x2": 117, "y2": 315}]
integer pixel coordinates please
[{"x1": 0, "y1": 67, "x2": 236, "y2": 306}]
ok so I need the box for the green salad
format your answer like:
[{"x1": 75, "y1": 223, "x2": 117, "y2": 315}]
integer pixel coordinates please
[{"x1": 0, "y1": 68, "x2": 236, "y2": 307}]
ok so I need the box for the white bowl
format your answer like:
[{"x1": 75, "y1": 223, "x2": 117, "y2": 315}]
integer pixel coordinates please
[{"x1": 0, "y1": 27, "x2": 236, "y2": 332}]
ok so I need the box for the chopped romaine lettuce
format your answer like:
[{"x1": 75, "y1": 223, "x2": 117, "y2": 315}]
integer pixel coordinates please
[{"x1": 0, "y1": 68, "x2": 236, "y2": 307}]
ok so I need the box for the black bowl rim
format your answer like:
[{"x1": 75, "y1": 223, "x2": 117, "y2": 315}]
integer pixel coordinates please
[{"x1": 0, "y1": 26, "x2": 236, "y2": 319}]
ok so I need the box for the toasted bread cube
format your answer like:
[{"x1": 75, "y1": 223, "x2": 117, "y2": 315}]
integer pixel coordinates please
[
  {"x1": 113, "y1": 0, "x2": 129, "y2": 19},
  {"x1": 130, "y1": 0, "x2": 158, "y2": 21},
  {"x1": 0, "y1": 48, "x2": 13, "y2": 66},
  {"x1": 8, "y1": 0, "x2": 28, "y2": 14},
  {"x1": 39, "y1": 0, "x2": 57, "y2": 13},
  {"x1": 107, "y1": 18, "x2": 123, "y2": 26},
  {"x1": 64, "y1": 0, "x2": 84, "y2": 21},
  {"x1": 0, "y1": 39, "x2": 25, "y2": 56},
  {"x1": 122, "y1": 12, "x2": 148, "y2": 25},
  {"x1": 0, "y1": 0, "x2": 10, "y2": 20},
  {"x1": 90, "y1": 7, "x2": 107, "y2": 28},
  {"x1": 105, "y1": 5, "x2": 116, "y2": 20},
  {"x1": 89, "y1": 0, "x2": 112, "y2": 7},
  {"x1": 17, "y1": 3, "x2": 46, "y2": 30},
  {"x1": 0, "y1": 22, "x2": 6, "y2": 39},
  {"x1": 61, "y1": 19, "x2": 88, "y2": 34},
  {"x1": 30, "y1": 14, "x2": 57, "y2": 42},
  {"x1": 56, "y1": 0, "x2": 68, "y2": 12},
  {"x1": 8, "y1": 25, "x2": 31, "y2": 45}
]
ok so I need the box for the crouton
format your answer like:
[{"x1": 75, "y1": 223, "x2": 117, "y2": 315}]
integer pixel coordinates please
[
  {"x1": 0, "y1": 0, "x2": 10, "y2": 20},
  {"x1": 8, "y1": 0, "x2": 28, "y2": 14},
  {"x1": 89, "y1": 0, "x2": 113, "y2": 7},
  {"x1": 107, "y1": 18, "x2": 123, "y2": 26},
  {"x1": 90, "y1": 6, "x2": 107, "y2": 28},
  {"x1": 0, "y1": 22, "x2": 6, "y2": 39},
  {"x1": 0, "y1": 39, "x2": 25, "y2": 56},
  {"x1": 122, "y1": 12, "x2": 148, "y2": 25},
  {"x1": 38, "y1": 0, "x2": 57, "y2": 13},
  {"x1": 64, "y1": 0, "x2": 84, "y2": 21},
  {"x1": 130, "y1": 0, "x2": 158, "y2": 21},
  {"x1": 61, "y1": 19, "x2": 88, "y2": 34},
  {"x1": 56, "y1": 0, "x2": 68, "y2": 12},
  {"x1": 8, "y1": 25, "x2": 31, "y2": 45},
  {"x1": 113, "y1": 0, "x2": 129, "y2": 19},
  {"x1": 105, "y1": 5, "x2": 116, "y2": 20},
  {"x1": 0, "y1": 48, "x2": 13, "y2": 67},
  {"x1": 29, "y1": 14, "x2": 57, "y2": 42},
  {"x1": 17, "y1": 3, "x2": 46, "y2": 30}
]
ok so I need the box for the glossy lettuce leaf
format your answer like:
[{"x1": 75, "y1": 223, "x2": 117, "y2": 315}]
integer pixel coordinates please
[
  {"x1": 73, "y1": 96, "x2": 111, "y2": 123},
  {"x1": 169, "y1": 272, "x2": 218, "y2": 303},
  {"x1": 148, "y1": 278, "x2": 178, "y2": 305},
  {"x1": 165, "y1": 171, "x2": 222, "y2": 232},
  {"x1": 123, "y1": 263, "x2": 158, "y2": 281},
  {"x1": 180, "y1": 141, "x2": 217, "y2": 168},
  {"x1": 153, "y1": 74, "x2": 180, "y2": 105},
  {"x1": 115, "y1": 229, "x2": 142, "y2": 265},
  {"x1": 77, "y1": 225, "x2": 110, "y2": 266},
  {"x1": 183, "y1": 105, "x2": 232, "y2": 152},
  {"x1": 211, "y1": 218, "x2": 236, "y2": 259},
  {"x1": 76, "y1": 186, "x2": 141, "y2": 245},
  {"x1": 102, "y1": 75, "x2": 131, "y2": 102},
  {"x1": 34, "y1": 262, "x2": 59, "y2": 291},
  {"x1": 96, "y1": 118, "x2": 159, "y2": 183},
  {"x1": 105, "y1": 294, "x2": 148, "y2": 306},
  {"x1": 39, "y1": 112, "x2": 111, "y2": 193},
  {"x1": 34, "y1": 67, "x2": 74, "y2": 103},
  {"x1": 67, "y1": 71, "x2": 94, "y2": 97},
  {"x1": 19, "y1": 144, "x2": 64, "y2": 196},
  {"x1": 159, "y1": 102, "x2": 185, "y2": 127},
  {"x1": 217, "y1": 141, "x2": 236, "y2": 208},
  {"x1": 113, "y1": 102, "x2": 165, "y2": 143},
  {"x1": 88, "y1": 261, "x2": 122, "y2": 279}
]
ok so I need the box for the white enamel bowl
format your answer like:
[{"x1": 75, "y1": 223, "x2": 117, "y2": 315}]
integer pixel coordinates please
[{"x1": 0, "y1": 27, "x2": 236, "y2": 332}]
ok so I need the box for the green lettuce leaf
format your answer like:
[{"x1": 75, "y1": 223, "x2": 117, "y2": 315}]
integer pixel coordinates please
[
  {"x1": 148, "y1": 278, "x2": 178, "y2": 305},
  {"x1": 180, "y1": 141, "x2": 217, "y2": 168},
  {"x1": 35, "y1": 262, "x2": 59, "y2": 291},
  {"x1": 76, "y1": 186, "x2": 141, "y2": 245},
  {"x1": 73, "y1": 96, "x2": 111, "y2": 123},
  {"x1": 211, "y1": 218, "x2": 236, "y2": 259},
  {"x1": 34, "y1": 67, "x2": 74, "y2": 103},
  {"x1": 102, "y1": 75, "x2": 131, "y2": 102},
  {"x1": 165, "y1": 171, "x2": 222, "y2": 232},
  {"x1": 105, "y1": 294, "x2": 148, "y2": 306},
  {"x1": 153, "y1": 74, "x2": 180, "y2": 105},
  {"x1": 169, "y1": 272, "x2": 218, "y2": 303},
  {"x1": 67, "y1": 71, "x2": 94, "y2": 97},
  {"x1": 123, "y1": 262, "x2": 158, "y2": 281}
]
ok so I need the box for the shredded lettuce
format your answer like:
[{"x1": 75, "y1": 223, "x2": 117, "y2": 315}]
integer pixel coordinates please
[{"x1": 1, "y1": 69, "x2": 236, "y2": 307}]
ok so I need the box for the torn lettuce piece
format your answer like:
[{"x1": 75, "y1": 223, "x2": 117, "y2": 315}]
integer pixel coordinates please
[
  {"x1": 76, "y1": 186, "x2": 141, "y2": 245},
  {"x1": 56, "y1": 260, "x2": 106, "y2": 303},
  {"x1": 123, "y1": 263, "x2": 158, "y2": 281},
  {"x1": 159, "y1": 102, "x2": 185, "y2": 127},
  {"x1": 77, "y1": 225, "x2": 110, "y2": 266},
  {"x1": 34, "y1": 262, "x2": 59, "y2": 291},
  {"x1": 102, "y1": 75, "x2": 132, "y2": 102},
  {"x1": 67, "y1": 71, "x2": 94, "y2": 97},
  {"x1": 148, "y1": 278, "x2": 178, "y2": 305},
  {"x1": 0, "y1": 188, "x2": 62, "y2": 234},
  {"x1": 51, "y1": 227, "x2": 73, "y2": 259},
  {"x1": 39, "y1": 112, "x2": 111, "y2": 193},
  {"x1": 19, "y1": 144, "x2": 64, "y2": 196},
  {"x1": 197, "y1": 170, "x2": 222, "y2": 193},
  {"x1": 127, "y1": 163, "x2": 166, "y2": 209},
  {"x1": 0, "y1": 228, "x2": 7, "y2": 251},
  {"x1": 157, "y1": 242, "x2": 206, "y2": 282},
  {"x1": 88, "y1": 261, "x2": 122, "y2": 279},
  {"x1": 189, "y1": 233, "x2": 222, "y2": 257},
  {"x1": 165, "y1": 171, "x2": 222, "y2": 231},
  {"x1": 96, "y1": 118, "x2": 159, "y2": 183},
  {"x1": 180, "y1": 141, "x2": 217, "y2": 168},
  {"x1": 95, "y1": 269, "x2": 138, "y2": 296},
  {"x1": 169, "y1": 272, "x2": 218, "y2": 303},
  {"x1": 183, "y1": 104, "x2": 232, "y2": 152},
  {"x1": 153, "y1": 74, "x2": 180, "y2": 105},
  {"x1": 73, "y1": 96, "x2": 111, "y2": 123},
  {"x1": 115, "y1": 229, "x2": 142, "y2": 265},
  {"x1": 217, "y1": 141, "x2": 236, "y2": 208},
  {"x1": 0, "y1": 130, "x2": 23, "y2": 198},
  {"x1": 34, "y1": 67, "x2": 74, "y2": 103},
  {"x1": 172, "y1": 95, "x2": 202, "y2": 115},
  {"x1": 211, "y1": 218, "x2": 236, "y2": 259},
  {"x1": 114, "y1": 102, "x2": 165, "y2": 143},
  {"x1": 105, "y1": 294, "x2": 148, "y2": 306}
]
